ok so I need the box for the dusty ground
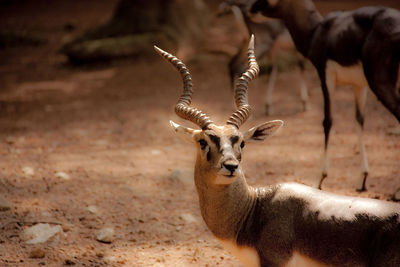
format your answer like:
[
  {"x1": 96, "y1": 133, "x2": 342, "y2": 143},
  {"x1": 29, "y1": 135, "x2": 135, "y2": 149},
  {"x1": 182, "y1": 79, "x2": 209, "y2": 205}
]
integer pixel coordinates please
[{"x1": 0, "y1": 0, "x2": 399, "y2": 266}]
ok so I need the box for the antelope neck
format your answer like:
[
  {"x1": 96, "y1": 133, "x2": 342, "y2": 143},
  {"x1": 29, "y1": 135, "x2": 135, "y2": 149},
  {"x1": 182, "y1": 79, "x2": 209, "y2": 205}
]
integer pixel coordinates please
[
  {"x1": 194, "y1": 163, "x2": 257, "y2": 240},
  {"x1": 281, "y1": 0, "x2": 323, "y2": 56}
]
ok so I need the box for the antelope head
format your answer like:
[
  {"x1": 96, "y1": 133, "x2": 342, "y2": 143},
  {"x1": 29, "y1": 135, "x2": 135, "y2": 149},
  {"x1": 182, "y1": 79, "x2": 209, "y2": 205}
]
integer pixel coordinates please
[{"x1": 155, "y1": 35, "x2": 283, "y2": 186}]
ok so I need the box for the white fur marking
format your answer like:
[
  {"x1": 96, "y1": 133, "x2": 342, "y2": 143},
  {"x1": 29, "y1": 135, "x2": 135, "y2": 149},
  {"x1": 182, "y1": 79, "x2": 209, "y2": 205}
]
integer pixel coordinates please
[
  {"x1": 274, "y1": 183, "x2": 398, "y2": 221},
  {"x1": 216, "y1": 238, "x2": 260, "y2": 267},
  {"x1": 285, "y1": 252, "x2": 330, "y2": 267}
]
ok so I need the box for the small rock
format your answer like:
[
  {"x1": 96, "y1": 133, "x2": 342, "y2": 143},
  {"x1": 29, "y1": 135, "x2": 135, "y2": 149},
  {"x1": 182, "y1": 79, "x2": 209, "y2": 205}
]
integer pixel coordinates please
[
  {"x1": 179, "y1": 213, "x2": 197, "y2": 224},
  {"x1": 61, "y1": 223, "x2": 74, "y2": 233},
  {"x1": 193, "y1": 247, "x2": 203, "y2": 260},
  {"x1": 169, "y1": 169, "x2": 194, "y2": 186},
  {"x1": 22, "y1": 166, "x2": 35, "y2": 176},
  {"x1": 0, "y1": 195, "x2": 12, "y2": 211},
  {"x1": 151, "y1": 149, "x2": 162, "y2": 155},
  {"x1": 29, "y1": 248, "x2": 45, "y2": 259},
  {"x1": 55, "y1": 172, "x2": 70, "y2": 180},
  {"x1": 22, "y1": 223, "x2": 62, "y2": 244},
  {"x1": 96, "y1": 228, "x2": 114, "y2": 243},
  {"x1": 86, "y1": 205, "x2": 98, "y2": 214},
  {"x1": 105, "y1": 255, "x2": 117, "y2": 262},
  {"x1": 64, "y1": 259, "x2": 75, "y2": 265},
  {"x1": 164, "y1": 239, "x2": 176, "y2": 245}
]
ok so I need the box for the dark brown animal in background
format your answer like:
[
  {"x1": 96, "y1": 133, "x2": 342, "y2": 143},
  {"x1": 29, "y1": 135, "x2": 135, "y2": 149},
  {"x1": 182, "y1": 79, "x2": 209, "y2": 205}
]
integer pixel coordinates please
[{"x1": 248, "y1": 0, "x2": 400, "y2": 192}]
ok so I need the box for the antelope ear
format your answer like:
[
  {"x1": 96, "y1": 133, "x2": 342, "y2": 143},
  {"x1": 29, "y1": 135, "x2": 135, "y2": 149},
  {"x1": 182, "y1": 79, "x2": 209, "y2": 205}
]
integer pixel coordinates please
[
  {"x1": 170, "y1": 121, "x2": 200, "y2": 143},
  {"x1": 244, "y1": 120, "x2": 283, "y2": 142}
]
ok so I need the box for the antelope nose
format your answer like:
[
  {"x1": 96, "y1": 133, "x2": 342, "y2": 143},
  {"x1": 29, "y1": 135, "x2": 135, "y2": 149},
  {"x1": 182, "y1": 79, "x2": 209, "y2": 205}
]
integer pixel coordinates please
[{"x1": 223, "y1": 162, "x2": 238, "y2": 173}]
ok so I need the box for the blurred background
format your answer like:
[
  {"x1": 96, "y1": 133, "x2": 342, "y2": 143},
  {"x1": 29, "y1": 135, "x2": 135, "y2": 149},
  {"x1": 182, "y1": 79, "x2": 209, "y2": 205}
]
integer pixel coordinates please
[{"x1": 0, "y1": 0, "x2": 399, "y2": 266}]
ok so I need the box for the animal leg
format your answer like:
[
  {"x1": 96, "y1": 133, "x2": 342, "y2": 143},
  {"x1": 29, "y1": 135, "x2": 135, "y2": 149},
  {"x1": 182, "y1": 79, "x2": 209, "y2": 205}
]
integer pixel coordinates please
[
  {"x1": 363, "y1": 39, "x2": 400, "y2": 197},
  {"x1": 313, "y1": 70, "x2": 334, "y2": 189},
  {"x1": 362, "y1": 39, "x2": 400, "y2": 122},
  {"x1": 297, "y1": 60, "x2": 310, "y2": 112},
  {"x1": 354, "y1": 87, "x2": 369, "y2": 192}
]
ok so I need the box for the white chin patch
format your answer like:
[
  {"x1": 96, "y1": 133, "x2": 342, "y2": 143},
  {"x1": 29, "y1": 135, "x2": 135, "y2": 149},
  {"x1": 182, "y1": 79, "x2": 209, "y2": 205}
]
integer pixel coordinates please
[
  {"x1": 214, "y1": 169, "x2": 240, "y2": 184},
  {"x1": 214, "y1": 175, "x2": 237, "y2": 185},
  {"x1": 215, "y1": 168, "x2": 242, "y2": 185}
]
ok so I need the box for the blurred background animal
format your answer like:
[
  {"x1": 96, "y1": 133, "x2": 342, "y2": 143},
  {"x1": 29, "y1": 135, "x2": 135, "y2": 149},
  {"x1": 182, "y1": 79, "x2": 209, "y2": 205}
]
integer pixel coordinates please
[
  {"x1": 249, "y1": 0, "x2": 400, "y2": 195},
  {"x1": 218, "y1": 0, "x2": 309, "y2": 115}
]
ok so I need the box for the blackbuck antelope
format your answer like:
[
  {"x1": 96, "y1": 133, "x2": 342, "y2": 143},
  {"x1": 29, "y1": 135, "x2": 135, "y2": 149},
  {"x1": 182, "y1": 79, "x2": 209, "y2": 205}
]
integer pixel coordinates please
[
  {"x1": 248, "y1": 0, "x2": 400, "y2": 192},
  {"x1": 218, "y1": 1, "x2": 309, "y2": 115},
  {"x1": 155, "y1": 36, "x2": 400, "y2": 267}
]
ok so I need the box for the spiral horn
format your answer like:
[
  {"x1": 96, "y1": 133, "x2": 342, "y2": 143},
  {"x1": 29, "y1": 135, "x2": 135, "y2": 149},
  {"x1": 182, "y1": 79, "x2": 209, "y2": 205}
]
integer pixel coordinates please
[
  {"x1": 154, "y1": 46, "x2": 213, "y2": 129},
  {"x1": 226, "y1": 35, "x2": 259, "y2": 128}
]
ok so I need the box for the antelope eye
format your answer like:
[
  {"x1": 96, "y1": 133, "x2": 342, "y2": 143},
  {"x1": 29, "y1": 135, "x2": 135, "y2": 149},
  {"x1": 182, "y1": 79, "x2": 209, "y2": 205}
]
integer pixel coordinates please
[
  {"x1": 198, "y1": 139, "x2": 207, "y2": 150},
  {"x1": 240, "y1": 141, "x2": 245, "y2": 148}
]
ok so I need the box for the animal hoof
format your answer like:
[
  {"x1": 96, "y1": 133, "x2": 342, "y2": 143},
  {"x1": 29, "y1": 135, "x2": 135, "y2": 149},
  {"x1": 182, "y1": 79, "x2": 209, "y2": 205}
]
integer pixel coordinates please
[
  {"x1": 355, "y1": 187, "x2": 367, "y2": 193},
  {"x1": 313, "y1": 173, "x2": 327, "y2": 189},
  {"x1": 355, "y1": 172, "x2": 368, "y2": 192}
]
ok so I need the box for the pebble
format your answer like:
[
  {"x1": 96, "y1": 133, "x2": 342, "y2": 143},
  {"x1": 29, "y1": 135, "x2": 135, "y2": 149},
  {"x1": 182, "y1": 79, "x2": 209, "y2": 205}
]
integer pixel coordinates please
[
  {"x1": 179, "y1": 213, "x2": 197, "y2": 224},
  {"x1": 22, "y1": 166, "x2": 35, "y2": 176},
  {"x1": 55, "y1": 171, "x2": 70, "y2": 180},
  {"x1": 96, "y1": 228, "x2": 114, "y2": 243},
  {"x1": 64, "y1": 259, "x2": 75, "y2": 265},
  {"x1": 61, "y1": 223, "x2": 74, "y2": 233},
  {"x1": 86, "y1": 205, "x2": 98, "y2": 214},
  {"x1": 151, "y1": 149, "x2": 162, "y2": 155},
  {"x1": 29, "y1": 248, "x2": 45, "y2": 259},
  {"x1": 22, "y1": 223, "x2": 63, "y2": 244}
]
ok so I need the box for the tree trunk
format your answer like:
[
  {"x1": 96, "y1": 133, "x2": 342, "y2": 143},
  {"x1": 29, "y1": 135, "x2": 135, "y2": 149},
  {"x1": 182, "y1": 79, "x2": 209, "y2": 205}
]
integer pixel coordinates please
[{"x1": 61, "y1": 0, "x2": 209, "y2": 64}]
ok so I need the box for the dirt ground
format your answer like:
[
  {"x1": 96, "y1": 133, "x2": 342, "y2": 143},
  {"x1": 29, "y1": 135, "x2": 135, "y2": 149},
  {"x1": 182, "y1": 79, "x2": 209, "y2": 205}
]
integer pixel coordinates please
[{"x1": 0, "y1": 0, "x2": 399, "y2": 266}]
